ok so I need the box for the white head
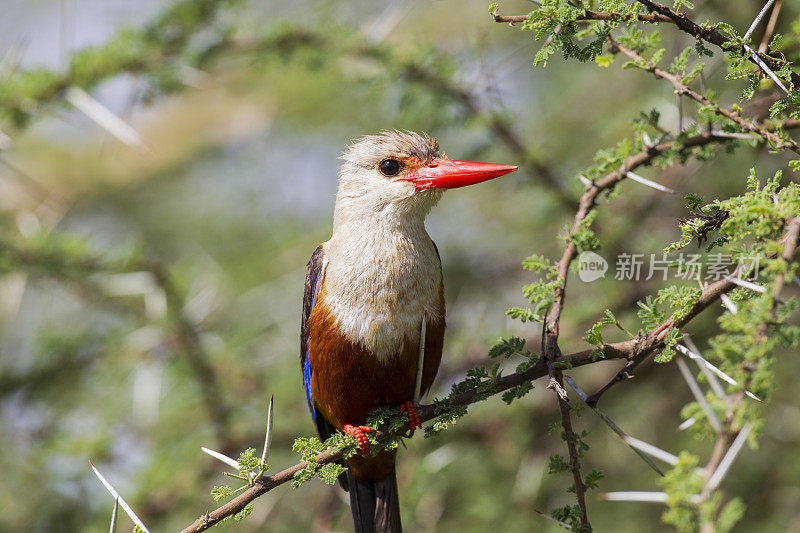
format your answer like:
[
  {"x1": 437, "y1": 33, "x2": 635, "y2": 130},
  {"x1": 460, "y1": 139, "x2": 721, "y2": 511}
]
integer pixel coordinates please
[{"x1": 333, "y1": 130, "x2": 517, "y2": 232}]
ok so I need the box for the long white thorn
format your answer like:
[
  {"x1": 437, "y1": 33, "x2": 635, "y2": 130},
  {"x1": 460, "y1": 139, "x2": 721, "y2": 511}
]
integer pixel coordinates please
[
  {"x1": 621, "y1": 435, "x2": 679, "y2": 465},
  {"x1": 675, "y1": 357, "x2": 724, "y2": 434},
  {"x1": 534, "y1": 509, "x2": 572, "y2": 529},
  {"x1": 65, "y1": 87, "x2": 149, "y2": 151},
  {"x1": 599, "y1": 491, "x2": 668, "y2": 503},
  {"x1": 744, "y1": 0, "x2": 777, "y2": 39},
  {"x1": 414, "y1": 310, "x2": 427, "y2": 403},
  {"x1": 724, "y1": 276, "x2": 766, "y2": 293},
  {"x1": 676, "y1": 344, "x2": 762, "y2": 402},
  {"x1": 260, "y1": 395, "x2": 274, "y2": 469},
  {"x1": 624, "y1": 170, "x2": 675, "y2": 193},
  {"x1": 678, "y1": 417, "x2": 697, "y2": 431},
  {"x1": 744, "y1": 45, "x2": 790, "y2": 95},
  {"x1": 720, "y1": 293, "x2": 738, "y2": 314},
  {"x1": 677, "y1": 344, "x2": 735, "y2": 386},
  {"x1": 705, "y1": 423, "x2": 754, "y2": 493},
  {"x1": 109, "y1": 496, "x2": 118, "y2": 533},
  {"x1": 89, "y1": 462, "x2": 151, "y2": 533},
  {"x1": 680, "y1": 338, "x2": 727, "y2": 400},
  {"x1": 201, "y1": 446, "x2": 240, "y2": 470},
  {"x1": 563, "y1": 375, "x2": 666, "y2": 475}
]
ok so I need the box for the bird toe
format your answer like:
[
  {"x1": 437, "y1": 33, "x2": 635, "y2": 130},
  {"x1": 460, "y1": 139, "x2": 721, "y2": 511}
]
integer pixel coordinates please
[{"x1": 344, "y1": 424, "x2": 373, "y2": 455}]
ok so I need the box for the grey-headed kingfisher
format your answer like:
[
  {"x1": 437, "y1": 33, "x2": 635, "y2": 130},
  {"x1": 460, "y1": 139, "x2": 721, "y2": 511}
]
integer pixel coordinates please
[{"x1": 300, "y1": 131, "x2": 517, "y2": 532}]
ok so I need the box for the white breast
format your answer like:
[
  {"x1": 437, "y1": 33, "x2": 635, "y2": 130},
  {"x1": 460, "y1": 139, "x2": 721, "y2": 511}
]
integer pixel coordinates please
[{"x1": 322, "y1": 221, "x2": 443, "y2": 362}]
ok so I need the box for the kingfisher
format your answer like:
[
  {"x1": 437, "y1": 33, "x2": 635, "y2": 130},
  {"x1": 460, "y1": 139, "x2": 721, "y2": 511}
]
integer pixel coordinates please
[{"x1": 300, "y1": 130, "x2": 516, "y2": 532}]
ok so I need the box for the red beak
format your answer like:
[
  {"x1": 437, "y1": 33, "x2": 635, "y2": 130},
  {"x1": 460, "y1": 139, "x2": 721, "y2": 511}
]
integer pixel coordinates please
[{"x1": 403, "y1": 158, "x2": 518, "y2": 190}]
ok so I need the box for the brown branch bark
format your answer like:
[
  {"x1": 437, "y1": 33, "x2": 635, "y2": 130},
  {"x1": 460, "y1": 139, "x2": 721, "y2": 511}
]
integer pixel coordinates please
[
  {"x1": 550, "y1": 369, "x2": 589, "y2": 527},
  {"x1": 490, "y1": 10, "x2": 672, "y2": 25}
]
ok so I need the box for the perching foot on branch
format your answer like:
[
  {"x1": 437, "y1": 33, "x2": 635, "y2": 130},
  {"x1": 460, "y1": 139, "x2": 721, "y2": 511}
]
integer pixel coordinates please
[
  {"x1": 343, "y1": 424, "x2": 373, "y2": 456},
  {"x1": 398, "y1": 401, "x2": 422, "y2": 436}
]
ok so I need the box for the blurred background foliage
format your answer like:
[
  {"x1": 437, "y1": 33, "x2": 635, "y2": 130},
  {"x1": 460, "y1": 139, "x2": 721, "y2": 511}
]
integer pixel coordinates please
[{"x1": 1, "y1": 0, "x2": 799, "y2": 531}]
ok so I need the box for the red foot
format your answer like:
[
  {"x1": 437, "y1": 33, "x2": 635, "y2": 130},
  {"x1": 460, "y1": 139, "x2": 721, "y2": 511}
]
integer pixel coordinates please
[
  {"x1": 344, "y1": 424, "x2": 373, "y2": 455},
  {"x1": 398, "y1": 401, "x2": 422, "y2": 435}
]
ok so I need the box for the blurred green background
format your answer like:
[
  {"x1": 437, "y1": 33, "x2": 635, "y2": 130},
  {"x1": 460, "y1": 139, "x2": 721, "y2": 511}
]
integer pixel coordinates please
[{"x1": 1, "y1": 0, "x2": 799, "y2": 531}]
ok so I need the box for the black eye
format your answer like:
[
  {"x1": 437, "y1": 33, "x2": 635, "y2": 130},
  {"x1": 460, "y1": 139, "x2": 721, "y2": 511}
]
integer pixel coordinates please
[{"x1": 379, "y1": 159, "x2": 402, "y2": 176}]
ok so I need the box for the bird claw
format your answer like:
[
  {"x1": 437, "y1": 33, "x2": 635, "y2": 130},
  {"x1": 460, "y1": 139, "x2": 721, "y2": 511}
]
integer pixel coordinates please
[
  {"x1": 398, "y1": 401, "x2": 422, "y2": 436},
  {"x1": 344, "y1": 424, "x2": 373, "y2": 455}
]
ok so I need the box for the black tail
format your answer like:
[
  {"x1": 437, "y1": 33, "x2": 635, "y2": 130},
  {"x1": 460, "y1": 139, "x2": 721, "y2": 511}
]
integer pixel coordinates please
[{"x1": 347, "y1": 468, "x2": 402, "y2": 533}]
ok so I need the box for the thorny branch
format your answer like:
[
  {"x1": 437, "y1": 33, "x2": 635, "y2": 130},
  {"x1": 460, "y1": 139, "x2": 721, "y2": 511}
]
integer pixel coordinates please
[
  {"x1": 179, "y1": 262, "x2": 748, "y2": 532},
  {"x1": 536, "y1": 123, "x2": 746, "y2": 525},
  {"x1": 180, "y1": 124, "x2": 758, "y2": 531},
  {"x1": 490, "y1": 8, "x2": 671, "y2": 25},
  {"x1": 607, "y1": 38, "x2": 800, "y2": 155},
  {"x1": 492, "y1": 1, "x2": 799, "y2": 91},
  {"x1": 634, "y1": 0, "x2": 800, "y2": 89},
  {"x1": 697, "y1": 216, "x2": 799, "y2": 531}
]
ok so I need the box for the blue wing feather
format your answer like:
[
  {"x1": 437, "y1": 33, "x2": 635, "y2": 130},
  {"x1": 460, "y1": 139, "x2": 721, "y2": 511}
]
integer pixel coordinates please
[{"x1": 300, "y1": 245, "x2": 333, "y2": 440}]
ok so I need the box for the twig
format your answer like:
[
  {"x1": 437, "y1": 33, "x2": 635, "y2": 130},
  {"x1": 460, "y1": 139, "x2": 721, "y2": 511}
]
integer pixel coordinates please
[
  {"x1": 635, "y1": 0, "x2": 800, "y2": 88},
  {"x1": 586, "y1": 275, "x2": 742, "y2": 405},
  {"x1": 490, "y1": 9, "x2": 672, "y2": 25},
  {"x1": 548, "y1": 366, "x2": 589, "y2": 527},
  {"x1": 607, "y1": 38, "x2": 800, "y2": 154}
]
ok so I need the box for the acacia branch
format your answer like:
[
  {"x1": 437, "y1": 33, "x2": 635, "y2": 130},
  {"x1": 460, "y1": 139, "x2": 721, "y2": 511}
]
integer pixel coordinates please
[
  {"x1": 182, "y1": 119, "x2": 760, "y2": 532},
  {"x1": 550, "y1": 367, "x2": 589, "y2": 527},
  {"x1": 697, "y1": 216, "x2": 799, "y2": 529},
  {"x1": 492, "y1": 3, "x2": 799, "y2": 90},
  {"x1": 179, "y1": 254, "x2": 745, "y2": 532},
  {"x1": 490, "y1": 9, "x2": 672, "y2": 25},
  {"x1": 608, "y1": 37, "x2": 800, "y2": 155},
  {"x1": 635, "y1": 0, "x2": 800, "y2": 88}
]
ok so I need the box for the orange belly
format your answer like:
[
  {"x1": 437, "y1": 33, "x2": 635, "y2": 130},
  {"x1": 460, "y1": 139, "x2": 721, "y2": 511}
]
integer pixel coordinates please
[{"x1": 308, "y1": 287, "x2": 444, "y2": 479}]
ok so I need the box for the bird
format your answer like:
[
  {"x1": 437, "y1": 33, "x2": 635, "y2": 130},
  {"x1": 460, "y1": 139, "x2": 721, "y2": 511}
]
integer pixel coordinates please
[{"x1": 300, "y1": 130, "x2": 516, "y2": 533}]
